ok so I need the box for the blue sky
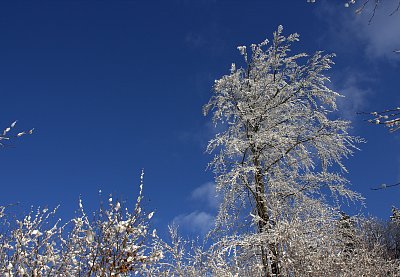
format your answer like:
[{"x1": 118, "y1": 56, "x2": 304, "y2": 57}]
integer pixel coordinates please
[{"x1": 0, "y1": 0, "x2": 399, "y2": 237}]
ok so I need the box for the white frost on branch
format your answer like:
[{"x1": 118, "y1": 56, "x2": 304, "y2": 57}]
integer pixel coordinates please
[
  {"x1": 359, "y1": 107, "x2": 400, "y2": 132},
  {"x1": 0, "y1": 121, "x2": 33, "y2": 147},
  {"x1": 0, "y1": 172, "x2": 162, "y2": 276}
]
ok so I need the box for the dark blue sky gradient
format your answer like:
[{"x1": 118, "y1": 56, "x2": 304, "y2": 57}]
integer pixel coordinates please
[{"x1": 0, "y1": 1, "x2": 399, "y2": 236}]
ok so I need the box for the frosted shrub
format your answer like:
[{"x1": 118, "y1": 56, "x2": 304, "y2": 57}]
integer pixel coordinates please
[{"x1": 0, "y1": 171, "x2": 161, "y2": 276}]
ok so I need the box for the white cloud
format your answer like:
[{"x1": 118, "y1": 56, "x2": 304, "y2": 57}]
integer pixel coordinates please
[
  {"x1": 312, "y1": 2, "x2": 400, "y2": 127},
  {"x1": 318, "y1": 1, "x2": 400, "y2": 62},
  {"x1": 350, "y1": 2, "x2": 400, "y2": 61},
  {"x1": 335, "y1": 74, "x2": 373, "y2": 120},
  {"x1": 173, "y1": 211, "x2": 215, "y2": 235},
  {"x1": 171, "y1": 182, "x2": 220, "y2": 236},
  {"x1": 190, "y1": 182, "x2": 220, "y2": 209}
]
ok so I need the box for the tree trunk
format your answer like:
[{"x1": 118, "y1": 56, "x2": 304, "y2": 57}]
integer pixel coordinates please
[{"x1": 253, "y1": 153, "x2": 280, "y2": 277}]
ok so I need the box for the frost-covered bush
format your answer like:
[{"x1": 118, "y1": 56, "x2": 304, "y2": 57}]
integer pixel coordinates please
[{"x1": 0, "y1": 171, "x2": 162, "y2": 276}]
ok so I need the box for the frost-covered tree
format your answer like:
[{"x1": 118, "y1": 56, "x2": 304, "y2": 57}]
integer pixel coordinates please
[
  {"x1": 388, "y1": 207, "x2": 400, "y2": 259},
  {"x1": 154, "y1": 207, "x2": 399, "y2": 276},
  {"x1": 392, "y1": 206, "x2": 400, "y2": 225},
  {"x1": 203, "y1": 26, "x2": 363, "y2": 275}
]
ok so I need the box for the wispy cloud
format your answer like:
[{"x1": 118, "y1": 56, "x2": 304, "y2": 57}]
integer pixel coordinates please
[
  {"x1": 172, "y1": 182, "x2": 219, "y2": 236},
  {"x1": 185, "y1": 32, "x2": 208, "y2": 49},
  {"x1": 350, "y1": 2, "x2": 400, "y2": 61},
  {"x1": 177, "y1": 117, "x2": 227, "y2": 150},
  {"x1": 184, "y1": 16, "x2": 228, "y2": 57},
  {"x1": 335, "y1": 74, "x2": 374, "y2": 120},
  {"x1": 312, "y1": 2, "x2": 399, "y2": 121},
  {"x1": 318, "y1": 1, "x2": 400, "y2": 62},
  {"x1": 173, "y1": 211, "x2": 214, "y2": 235},
  {"x1": 190, "y1": 181, "x2": 220, "y2": 209}
]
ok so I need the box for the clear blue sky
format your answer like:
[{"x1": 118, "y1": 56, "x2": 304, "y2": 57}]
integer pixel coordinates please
[{"x1": 0, "y1": 0, "x2": 399, "y2": 237}]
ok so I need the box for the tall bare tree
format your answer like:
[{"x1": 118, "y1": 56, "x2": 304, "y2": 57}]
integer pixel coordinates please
[{"x1": 204, "y1": 26, "x2": 363, "y2": 276}]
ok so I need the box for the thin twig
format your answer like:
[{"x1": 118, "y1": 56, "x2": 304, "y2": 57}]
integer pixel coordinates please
[
  {"x1": 389, "y1": 0, "x2": 400, "y2": 16},
  {"x1": 371, "y1": 182, "x2": 400, "y2": 190}
]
